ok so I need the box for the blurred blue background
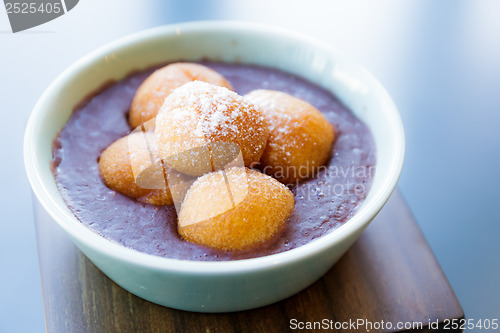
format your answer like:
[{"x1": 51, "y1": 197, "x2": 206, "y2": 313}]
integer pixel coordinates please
[{"x1": 1, "y1": 0, "x2": 499, "y2": 331}]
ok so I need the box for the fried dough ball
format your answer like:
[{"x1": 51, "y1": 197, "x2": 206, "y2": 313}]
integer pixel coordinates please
[
  {"x1": 245, "y1": 90, "x2": 335, "y2": 185},
  {"x1": 178, "y1": 167, "x2": 294, "y2": 251},
  {"x1": 99, "y1": 132, "x2": 173, "y2": 205},
  {"x1": 129, "y1": 63, "x2": 233, "y2": 129},
  {"x1": 155, "y1": 81, "x2": 269, "y2": 176}
]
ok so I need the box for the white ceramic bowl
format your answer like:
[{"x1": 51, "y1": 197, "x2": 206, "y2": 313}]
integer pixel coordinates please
[{"x1": 24, "y1": 21, "x2": 404, "y2": 312}]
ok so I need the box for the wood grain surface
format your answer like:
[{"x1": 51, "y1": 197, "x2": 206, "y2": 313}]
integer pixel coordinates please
[{"x1": 35, "y1": 190, "x2": 464, "y2": 332}]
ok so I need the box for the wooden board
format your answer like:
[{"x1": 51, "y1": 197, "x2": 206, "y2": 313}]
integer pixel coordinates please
[{"x1": 35, "y1": 190, "x2": 463, "y2": 332}]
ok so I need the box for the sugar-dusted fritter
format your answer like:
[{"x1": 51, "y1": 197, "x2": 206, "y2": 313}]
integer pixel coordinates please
[
  {"x1": 98, "y1": 132, "x2": 173, "y2": 205},
  {"x1": 178, "y1": 167, "x2": 294, "y2": 251},
  {"x1": 245, "y1": 90, "x2": 335, "y2": 185},
  {"x1": 129, "y1": 62, "x2": 233, "y2": 128},
  {"x1": 155, "y1": 81, "x2": 269, "y2": 176}
]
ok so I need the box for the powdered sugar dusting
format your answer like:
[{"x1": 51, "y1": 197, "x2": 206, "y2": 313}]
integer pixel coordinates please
[
  {"x1": 156, "y1": 81, "x2": 268, "y2": 168},
  {"x1": 165, "y1": 81, "x2": 261, "y2": 138}
]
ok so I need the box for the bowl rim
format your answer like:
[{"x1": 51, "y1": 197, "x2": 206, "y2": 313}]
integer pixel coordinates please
[{"x1": 24, "y1": 20, "x2": 405, "y2": 274}]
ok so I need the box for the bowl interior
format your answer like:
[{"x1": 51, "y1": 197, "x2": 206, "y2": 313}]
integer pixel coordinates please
[{"x1": 25, "y1": 21, "x2": 404, "y2": 272}]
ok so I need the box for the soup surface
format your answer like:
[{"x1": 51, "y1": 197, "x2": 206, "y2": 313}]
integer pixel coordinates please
[{"x1": 52, "y1": 62, "x2": 376, "y2": 261}]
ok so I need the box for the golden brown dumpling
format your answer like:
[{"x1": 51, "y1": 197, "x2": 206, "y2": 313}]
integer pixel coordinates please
[
  {"x1": 99, "y1": 132, "x2": 173, "y2": 205},
  {"x1": 129, "y1": 62, "x2": 233, "y2": 128},
  {"x1": 178, "y1": 168, "x2": 294, "y2": 251},
  {"x1": 155, "y1": 81, "x2": 268, "y2": 176},
  {"x1": 245, "y1": 89, "x2": 335, "y2": 185}
]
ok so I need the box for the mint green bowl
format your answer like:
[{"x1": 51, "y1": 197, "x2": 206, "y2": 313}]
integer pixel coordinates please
[{"x1": 24, "y1": 21, "x2": 404, "y2": 312}]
